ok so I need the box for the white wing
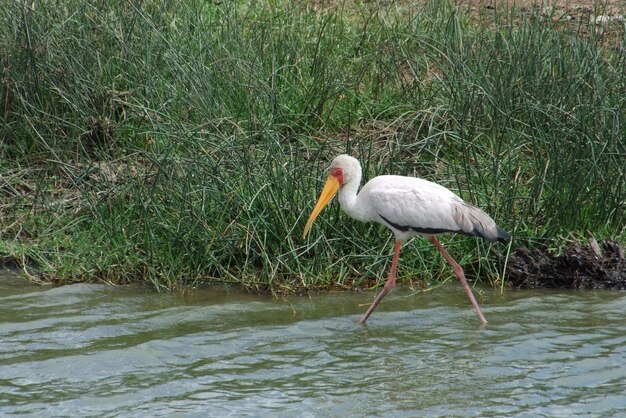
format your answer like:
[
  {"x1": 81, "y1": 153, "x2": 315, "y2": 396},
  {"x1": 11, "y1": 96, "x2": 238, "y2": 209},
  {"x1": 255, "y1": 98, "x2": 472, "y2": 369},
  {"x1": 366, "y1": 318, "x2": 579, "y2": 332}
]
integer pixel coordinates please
[
  {"x1": 359, "y1": 175, "x2": 461, "y2": 233},
  {"x1": 355, "y1": 174, "x2": 504, "y2": 243}
]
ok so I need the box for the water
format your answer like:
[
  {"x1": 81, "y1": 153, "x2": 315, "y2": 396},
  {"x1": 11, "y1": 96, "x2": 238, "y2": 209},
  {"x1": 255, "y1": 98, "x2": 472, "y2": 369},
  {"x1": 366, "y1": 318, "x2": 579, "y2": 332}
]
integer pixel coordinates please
[{"x1": 1, "y1": 269, "x2": 625, "y2": 417}]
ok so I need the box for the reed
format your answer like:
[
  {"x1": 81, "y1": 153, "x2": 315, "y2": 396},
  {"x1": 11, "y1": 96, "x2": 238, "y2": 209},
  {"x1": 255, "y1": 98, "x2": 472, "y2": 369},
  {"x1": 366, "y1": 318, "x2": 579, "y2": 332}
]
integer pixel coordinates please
[{"x1": 1, "y1": 1, "x2": 624, "y2": 290}]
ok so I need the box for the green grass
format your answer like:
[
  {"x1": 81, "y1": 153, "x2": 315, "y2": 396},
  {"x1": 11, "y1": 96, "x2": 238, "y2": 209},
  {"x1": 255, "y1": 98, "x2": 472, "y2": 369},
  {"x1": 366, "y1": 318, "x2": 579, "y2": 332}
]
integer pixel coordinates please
[{"x1": 1, "y1": 0, "x2": 625, "y2": 291}]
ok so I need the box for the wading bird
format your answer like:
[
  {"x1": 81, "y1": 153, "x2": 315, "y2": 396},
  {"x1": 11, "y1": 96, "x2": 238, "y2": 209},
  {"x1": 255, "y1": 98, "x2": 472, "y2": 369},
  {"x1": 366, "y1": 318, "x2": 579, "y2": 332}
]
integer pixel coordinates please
[{"x1": 302, "y1": 154, "x2": 509, "y2": 324}]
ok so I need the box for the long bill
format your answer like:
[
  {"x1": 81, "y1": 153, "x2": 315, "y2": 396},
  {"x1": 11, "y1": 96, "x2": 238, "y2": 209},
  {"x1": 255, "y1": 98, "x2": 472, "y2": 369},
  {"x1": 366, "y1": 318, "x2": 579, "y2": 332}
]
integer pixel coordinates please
[{"x1": 302, "y1": 175, "x2": 340, "y2": 239}]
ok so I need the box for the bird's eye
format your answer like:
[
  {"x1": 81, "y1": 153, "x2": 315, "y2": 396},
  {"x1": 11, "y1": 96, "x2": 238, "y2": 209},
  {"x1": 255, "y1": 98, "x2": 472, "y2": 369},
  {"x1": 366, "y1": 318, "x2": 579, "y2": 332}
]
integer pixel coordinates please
[
  {"x1": 330, "y1": 167, "x2": 342, "y2": 176},
  {"x1": 329, "y1": 167, "x2": 343, "y2": 185}
]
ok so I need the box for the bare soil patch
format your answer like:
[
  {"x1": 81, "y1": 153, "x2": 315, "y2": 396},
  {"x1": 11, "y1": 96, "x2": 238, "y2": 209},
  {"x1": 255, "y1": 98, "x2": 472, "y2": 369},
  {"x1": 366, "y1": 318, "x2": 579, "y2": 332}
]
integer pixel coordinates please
[{"x1": 504, "y1": 239, "x2": 626, "y2": 289}]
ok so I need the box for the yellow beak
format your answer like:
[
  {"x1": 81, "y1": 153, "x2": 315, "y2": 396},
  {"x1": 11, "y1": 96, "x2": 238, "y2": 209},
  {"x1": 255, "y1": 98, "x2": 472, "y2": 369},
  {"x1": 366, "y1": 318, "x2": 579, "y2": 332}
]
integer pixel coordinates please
[{"x1": 302, "y1": 175, "x2": 340, "y2": 239}]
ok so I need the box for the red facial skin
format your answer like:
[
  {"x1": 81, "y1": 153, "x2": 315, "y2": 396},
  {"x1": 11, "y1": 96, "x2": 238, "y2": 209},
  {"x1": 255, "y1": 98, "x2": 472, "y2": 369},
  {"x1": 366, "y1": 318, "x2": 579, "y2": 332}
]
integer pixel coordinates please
[{"x1": 330, "y1": 167, "x2": 343, "y2": 186}]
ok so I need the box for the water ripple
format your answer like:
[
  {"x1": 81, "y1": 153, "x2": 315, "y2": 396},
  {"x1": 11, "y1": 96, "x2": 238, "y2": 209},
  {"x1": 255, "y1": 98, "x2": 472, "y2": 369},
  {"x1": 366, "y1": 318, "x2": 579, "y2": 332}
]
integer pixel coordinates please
[{"x1": 1, "y1": 272, "x2": 625, "y2": 417}]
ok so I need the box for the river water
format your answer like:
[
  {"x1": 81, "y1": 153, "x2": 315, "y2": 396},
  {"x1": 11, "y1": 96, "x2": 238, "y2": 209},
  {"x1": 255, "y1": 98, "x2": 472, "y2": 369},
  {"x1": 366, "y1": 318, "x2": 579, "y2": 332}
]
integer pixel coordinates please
[{"x1": 1, "y1": 269, "x2": 625, "y2": 417}]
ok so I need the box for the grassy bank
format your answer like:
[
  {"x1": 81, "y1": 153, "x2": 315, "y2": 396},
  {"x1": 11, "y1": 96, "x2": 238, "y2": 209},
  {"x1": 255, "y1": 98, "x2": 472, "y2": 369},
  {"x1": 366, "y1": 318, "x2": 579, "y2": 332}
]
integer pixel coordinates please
[{"x1": 1, "y1": 1, "x2": 625, "y2": 291}]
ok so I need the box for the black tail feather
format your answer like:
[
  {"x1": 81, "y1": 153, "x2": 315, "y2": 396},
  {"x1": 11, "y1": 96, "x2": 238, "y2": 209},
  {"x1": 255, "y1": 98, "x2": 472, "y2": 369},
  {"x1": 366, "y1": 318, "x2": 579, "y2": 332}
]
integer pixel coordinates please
[{"x1": 495, "y1": 226, "x2": 510, "y2": 243}]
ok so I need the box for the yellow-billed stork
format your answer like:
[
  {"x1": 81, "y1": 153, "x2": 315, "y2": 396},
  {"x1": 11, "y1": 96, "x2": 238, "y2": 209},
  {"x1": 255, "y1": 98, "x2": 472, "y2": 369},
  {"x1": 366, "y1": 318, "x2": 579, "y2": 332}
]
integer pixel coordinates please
[{"x1": 303, "y1": 154, "x2": 510, "y2": 324}]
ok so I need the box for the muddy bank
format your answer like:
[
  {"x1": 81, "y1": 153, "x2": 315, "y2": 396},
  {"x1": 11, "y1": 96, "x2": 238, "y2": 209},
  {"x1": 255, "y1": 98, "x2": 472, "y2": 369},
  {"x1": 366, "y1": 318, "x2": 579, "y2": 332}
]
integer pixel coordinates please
[{"x1": 504, "y1": 240, "x2": 626, "y2": 289}]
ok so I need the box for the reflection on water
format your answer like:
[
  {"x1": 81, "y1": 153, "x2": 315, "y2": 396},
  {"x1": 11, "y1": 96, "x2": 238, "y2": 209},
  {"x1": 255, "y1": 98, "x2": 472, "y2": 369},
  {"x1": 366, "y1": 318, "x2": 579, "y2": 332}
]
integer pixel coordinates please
[{"x1": 1, "y1": 269, "x2": 625, "y2": 417}]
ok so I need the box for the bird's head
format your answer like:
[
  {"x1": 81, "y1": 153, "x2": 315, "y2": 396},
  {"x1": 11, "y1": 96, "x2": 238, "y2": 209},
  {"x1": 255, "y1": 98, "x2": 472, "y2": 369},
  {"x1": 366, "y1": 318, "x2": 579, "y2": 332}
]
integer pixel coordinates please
[{"x1": 302, "y1": 154, "x2": 361, "y2": 239}]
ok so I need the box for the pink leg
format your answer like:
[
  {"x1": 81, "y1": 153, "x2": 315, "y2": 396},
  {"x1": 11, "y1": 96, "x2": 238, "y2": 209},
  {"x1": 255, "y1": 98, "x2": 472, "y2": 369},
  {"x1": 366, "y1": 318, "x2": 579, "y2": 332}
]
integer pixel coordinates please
[
  {"x1": 359, "y1": 241, "x2": 402, "y2": 323},
  {"x1": 429, "y1": 236, "x2": 488, "y2": 324}
]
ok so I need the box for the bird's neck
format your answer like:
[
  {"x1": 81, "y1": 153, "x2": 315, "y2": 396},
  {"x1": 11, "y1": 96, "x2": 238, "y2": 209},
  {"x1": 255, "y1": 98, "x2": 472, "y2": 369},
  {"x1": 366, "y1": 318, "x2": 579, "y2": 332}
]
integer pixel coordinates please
[{"x1": 338, "y1": 175, "x2": 366, "y2": 221}]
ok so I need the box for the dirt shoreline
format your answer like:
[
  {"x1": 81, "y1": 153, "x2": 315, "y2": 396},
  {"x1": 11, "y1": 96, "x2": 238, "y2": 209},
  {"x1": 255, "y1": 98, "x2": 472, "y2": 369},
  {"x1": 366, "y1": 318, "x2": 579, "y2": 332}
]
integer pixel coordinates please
[{"x1": 503, "y1": 239, "x2": 626, "y2": 289}]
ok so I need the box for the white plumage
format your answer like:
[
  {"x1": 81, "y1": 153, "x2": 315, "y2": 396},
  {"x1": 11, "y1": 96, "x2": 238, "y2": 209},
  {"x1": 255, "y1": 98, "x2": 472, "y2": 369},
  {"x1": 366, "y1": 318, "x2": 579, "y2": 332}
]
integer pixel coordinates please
[
  {"x1": 356, "y1": 176, "x2": 475, "y2": 238},
  {"x1": 303, "y1": 154, "x2": 509, "y2": 324}
]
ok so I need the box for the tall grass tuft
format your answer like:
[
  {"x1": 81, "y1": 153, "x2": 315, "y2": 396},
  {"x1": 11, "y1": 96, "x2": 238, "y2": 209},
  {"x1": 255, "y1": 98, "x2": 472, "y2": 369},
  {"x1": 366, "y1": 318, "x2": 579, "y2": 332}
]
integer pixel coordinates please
[{"x1": 1, "y1": 1, "x2": 624, "y2": 290}]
